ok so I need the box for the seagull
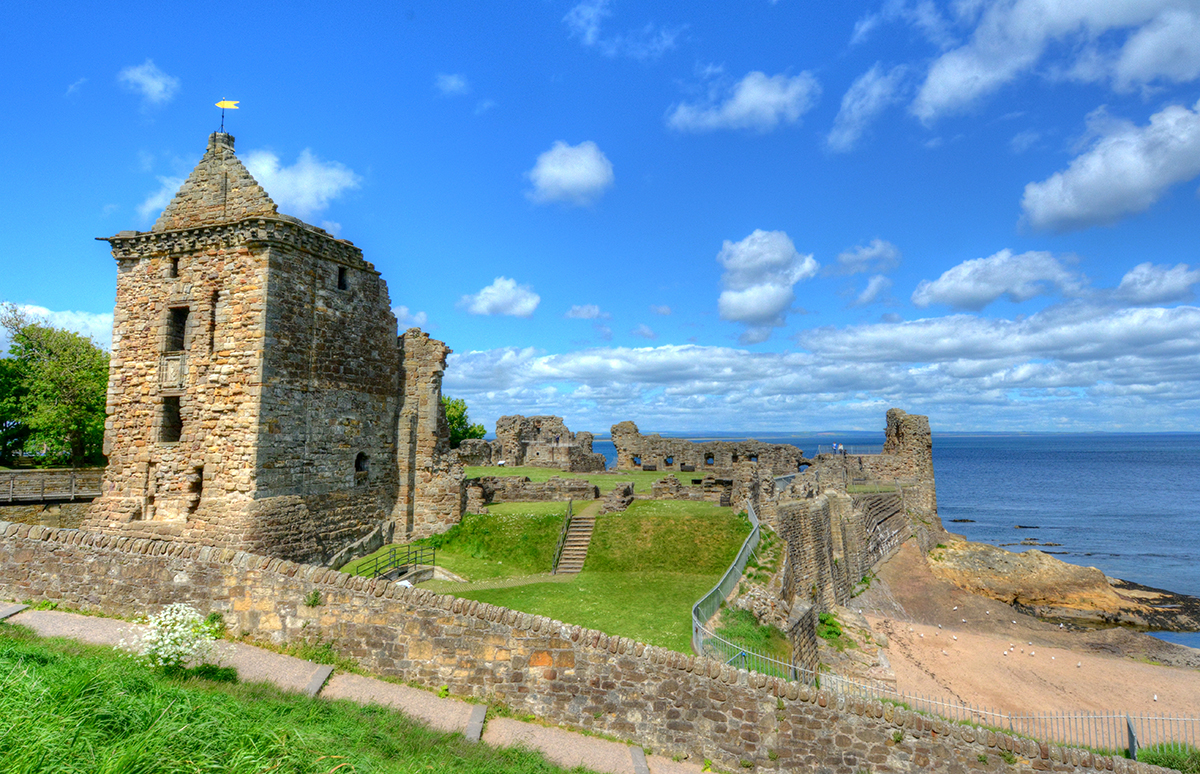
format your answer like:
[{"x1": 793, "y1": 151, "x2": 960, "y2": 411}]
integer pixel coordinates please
[
  {"x1": 1077, "y1": 662, "x2": 1082, "y2": 668},
  {"x1": 953, "y1": 606, "x2": 958, "y2": 611},
  {"x1": 1012, "y1": 620, "x2": 1017, "y2": 624},
  {"x1": 962, "y1": 618, "x2": 967, "y2": 623},
  {"x1": 952, "y1": 635, "x2": 958, "y2": 641},
  {"x1": 1002, "y1": 652, "x2": 1007, "y2": 656},
  {"x1": 1028, "y1": 642, "x2": 1032, "y2": 646},
  {"x1": 1051, "y1": 656, "x2": 1055, "y2": 660},
  {"x1": 942, "y1": 649, "x2": 948, "y2": 655},
  {"x1": 986, "y1": 610, "x2": 990, "y2": 615},
  {"x1": 919, "y1": 633, "x2": 924, "y2": 638},
  {"x1": 938, "y1": 624, "x2": 942, "y2": 629},
  {"x1": 1030, "y1": 652, "x2": 1035, "y2": 656},
  {"x1": 1154, "y1": 695, "x2": 1158, "y2": 701}
]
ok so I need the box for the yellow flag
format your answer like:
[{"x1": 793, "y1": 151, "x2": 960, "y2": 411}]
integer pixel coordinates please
[{"x1": 215, "y1": 100, "x2": 239, "y2": 109}]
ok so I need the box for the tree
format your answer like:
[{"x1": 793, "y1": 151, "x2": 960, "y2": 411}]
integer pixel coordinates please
[
  {"x1": 1, "y1": 303, "x2": 109, "y2": 467},
  {"x1": 441, "y1": 396, "x2": 485, "y2": 449},
  {"x1": 0, "y1": 357, "x2": 29, "y2": 466}
]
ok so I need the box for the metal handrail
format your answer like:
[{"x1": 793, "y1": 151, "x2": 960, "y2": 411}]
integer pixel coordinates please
[
  {"x1": 359, "y1": 544, "x2": 436, "y2": 579},
  {"x1": 551, "y1": 500, "x2": 574, "y2": 575}
]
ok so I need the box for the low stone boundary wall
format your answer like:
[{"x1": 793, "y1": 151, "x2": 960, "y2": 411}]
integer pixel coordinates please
[
  {"x1": 464, "y1": 476, "x2": 599, "y2": 510},
  {"x1": 0, "y1": 520, "x2": 1168, "y2": 774}
]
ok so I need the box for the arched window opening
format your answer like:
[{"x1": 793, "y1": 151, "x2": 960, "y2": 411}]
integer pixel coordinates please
[{"x1": 354, "y1": 452, "x2": 369, "y2": 486}]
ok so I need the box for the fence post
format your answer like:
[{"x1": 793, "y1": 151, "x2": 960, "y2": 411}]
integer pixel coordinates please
[{"x1": 1127, "y1": 715, "x2": 1138, "y2": 761}]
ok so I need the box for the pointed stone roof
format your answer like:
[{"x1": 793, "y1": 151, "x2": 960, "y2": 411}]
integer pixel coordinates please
[{"x1": 152, "y1": 132, "x2": 278, "y2": 232}]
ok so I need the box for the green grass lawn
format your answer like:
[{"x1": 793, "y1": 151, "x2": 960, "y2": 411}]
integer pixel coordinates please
[
  {"x1": 0, "y1": 623, "x2": 594, "y2": 774},
  {"x1": 342, "y1": 502, "x2": 568, "y2": 579},
  {"x1": 450, "y1": 571, "x2": 716, "y2": 653},
  {"x1": 463, "y1": 465, "x2": 711, "y2": 494},
  {"x1": 441, "y1": 500, "x2": 750, "y2": 652}
]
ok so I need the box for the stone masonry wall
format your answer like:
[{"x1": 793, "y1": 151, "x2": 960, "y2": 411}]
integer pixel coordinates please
[
  {"x1": 491, "y1": 415, "x2": 606, "y2": 472},
  {"x1": 611, "y1": 422, "x2": 808, "y2": 477},
  {"x1": 395, "y1": 329, "x2": 464, "y2": 539},
  {"x1": 465, "y1": 476, "x2": 599, "y2": 506},
  {"x1": 0, "y1": 520, "x2": 1167, "y2": 774}
]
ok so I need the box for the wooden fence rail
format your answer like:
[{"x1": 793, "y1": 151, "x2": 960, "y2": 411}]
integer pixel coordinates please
[{"x1": 1, "y1": 469, "x2": 103, "y2": 503}]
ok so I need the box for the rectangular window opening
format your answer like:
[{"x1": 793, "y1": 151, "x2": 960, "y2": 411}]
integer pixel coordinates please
[
  {"x1": 168, "y1": 257, "x2": 179, "y2": 279},
  {"x1": 166, "y1": 307, "x2": 189, "y2": 352},
  {"x1": 160, "y1": 396, "x2": 182, "y2": 443},
  {"x1": 337, "y1": 266, "x2": 348, "y2": 290},
  {"x1": 209, "y1": 291, "x2": 219, "y2": 354}
]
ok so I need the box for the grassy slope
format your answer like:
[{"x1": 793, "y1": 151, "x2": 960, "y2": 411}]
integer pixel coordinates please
[
  {"x1": 0, "y1": 623, "x2": 590, "y2": 774},
  {"x1": 464, "y1": 465, "x2": 710, "y2": 494},
  {"x1": 452, "y1": 500, "x2": 750, "y2": 652},
  {"x1": 343, "y1": 502, "x2": 567, "y2": 579}
]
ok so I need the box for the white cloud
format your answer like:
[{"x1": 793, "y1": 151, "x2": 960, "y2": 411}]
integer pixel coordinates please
[
  {"x1": 458, "y1": 277, "x2": 541, "y2": 317},
  {"x1": 832, "y1": 238, "x2": 901, "y2": 275},
  {"x1": 1009, "y1": 129, "x2": 1041, "y2": 153},
  {"x1": 434, "y1": 73, "x2": 470, "y2": 96},
  {"x1": 2, "y1": 305, "x2": 114, "y2": 351},
  {"x1": 393, "y1": 305, "x2": 429, "y2": 328},
  {"x1": 475, "y1": 99, "x2": 496, "y2": 115},
  {"x1": 912, "y1": 249, "x2": 1083, "y2": 310},
  {"x1": 911, "y1": 2, "x2": 1200, "y2": 123},
  {"x1": 1021, "y1": 100, "x2": 1200, "y2": 231},
  {"x1": 827, "y1": 63, "x2": 908, "y2": 152},
  {"x1": 852, "y1": 0, "x2": 956, "y2": 48},
  {"x1": 566, "y1": 304, "x2": 606, "y2": 319},
  {"x1": 526, "y1": 141, "x2": 614, "y2": 206},
  {"x1": 594, "y1": 324, "x2": 613, "y2": 341},
  {"x1": 853, "y1": 275, "x2": 894, "y2": 306},
  {"x1": 1116, "y1": 262, "x2": 1200, "y2": 305},
  {"x1": 650, "y1": 304, "x2": 671, "y2": 315},
  {"x1": 668, "y1": 71, "x2": 821, "y2": 133},
  {"x1": 564, "y1": 0, "x2": 680, "y2": 60},
  {"x1": 717, "y1": 229, "x2": 818, "y2": 344},
  {"x1": 1113, "y1": 8, "x2": 1200, "y2": 90},
  {"x1": 118, "y1": 59, "x2": 179, "y2": 105},
  {"x1": 137, "y1": 176, "x2": 184, "y2": 225},
  {"x1": 441, "y1": 297, "x2": 1200, "y2": 432},
  {"x1": 631, "y1": 324, "x2": 657, "y2": 339},
  {"x1": 65, "y1": 78, "x2": 86, "y2": 97},
  {"x1": 243, "y1": 148, "x2": 362, "y2": 221}
]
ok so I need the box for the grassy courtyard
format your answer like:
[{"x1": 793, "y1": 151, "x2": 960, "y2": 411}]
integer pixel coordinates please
[{"x1": 343, "y1": 499, "x2": 749, "y2": 653}]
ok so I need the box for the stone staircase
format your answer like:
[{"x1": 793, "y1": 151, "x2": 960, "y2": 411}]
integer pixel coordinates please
[{"x1": 554, "y1": 503, "x2": 599, "y2": 574}]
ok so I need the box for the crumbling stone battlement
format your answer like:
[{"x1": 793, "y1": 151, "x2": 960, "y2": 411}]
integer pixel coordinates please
[
  {"x1": 486, "y1": 415, "x2": 606, "y2": 472},
  {"x1": 611, "y1": 421, "x2": 808, "y2": 477}
]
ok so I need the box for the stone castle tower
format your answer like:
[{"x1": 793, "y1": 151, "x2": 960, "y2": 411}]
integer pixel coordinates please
[{"x1": 84, "y1": 132, "x2": 463, "y2": 563}]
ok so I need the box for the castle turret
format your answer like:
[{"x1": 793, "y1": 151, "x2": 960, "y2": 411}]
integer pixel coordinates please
[{"x1": 85, "y1": 132, "x2": 462, "y2": 563}]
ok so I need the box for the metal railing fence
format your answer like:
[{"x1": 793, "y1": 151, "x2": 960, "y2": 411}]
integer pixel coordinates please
[
  {"x1": 688, "y1": 482, "x2": 1200, "y2": 758},
  {"x1": 691, "y1": 503, "x2": 760, "y2": 654},
  {"x1": 550, "y1": 500, "x2": 574, "y2": 575},
  {"x1": 358, "y1": 544, "x2": 436, "y2": 580},
  {"x1": 817, "y1": 444, "x2": 883, "y2": 456}
]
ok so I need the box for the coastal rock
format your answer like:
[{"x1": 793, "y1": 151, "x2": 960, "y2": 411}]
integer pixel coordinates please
[{"x1": 928, "y1": 538, "x2": 1200, "y2": 631}]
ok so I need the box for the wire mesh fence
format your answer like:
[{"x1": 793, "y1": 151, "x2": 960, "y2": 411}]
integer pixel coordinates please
[{"x1": 688, "y1": 499, "x2": 1200, "y2": 758}]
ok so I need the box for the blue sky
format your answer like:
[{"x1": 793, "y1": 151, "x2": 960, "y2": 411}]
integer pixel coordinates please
[{"x1": 3, "y1": 0, "x2": 1200, "y2": 434}]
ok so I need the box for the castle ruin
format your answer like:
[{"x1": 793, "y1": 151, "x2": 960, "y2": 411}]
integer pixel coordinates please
[
  {"x1": 611, "y1": 421, "x2": 809, "y2": 476},
  {"x1": 83, "y1": 132, "x2": 462, "y2": 564},
  {"x1": 458, "y1": 415, "x2": 606, "y2": 473}
]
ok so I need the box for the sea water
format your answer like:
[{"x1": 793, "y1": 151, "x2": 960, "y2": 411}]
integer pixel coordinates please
[{"x1": 590, "y1": 432, "x2": 1200, "y2": 649}]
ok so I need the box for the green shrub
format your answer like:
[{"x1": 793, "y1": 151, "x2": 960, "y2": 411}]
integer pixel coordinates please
[{"x1": 1138, "y1": 743, "x2": 1200, "y2": 773}]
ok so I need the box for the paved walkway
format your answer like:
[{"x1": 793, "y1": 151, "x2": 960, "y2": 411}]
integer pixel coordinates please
[{"x1": 0, "y1": 605, "x2": 702, "y2": 774}]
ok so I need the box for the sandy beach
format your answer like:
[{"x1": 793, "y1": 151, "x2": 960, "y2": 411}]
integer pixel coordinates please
[{"x1": 853, "y1": 541, "x2": 1200, "y2": 717}]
